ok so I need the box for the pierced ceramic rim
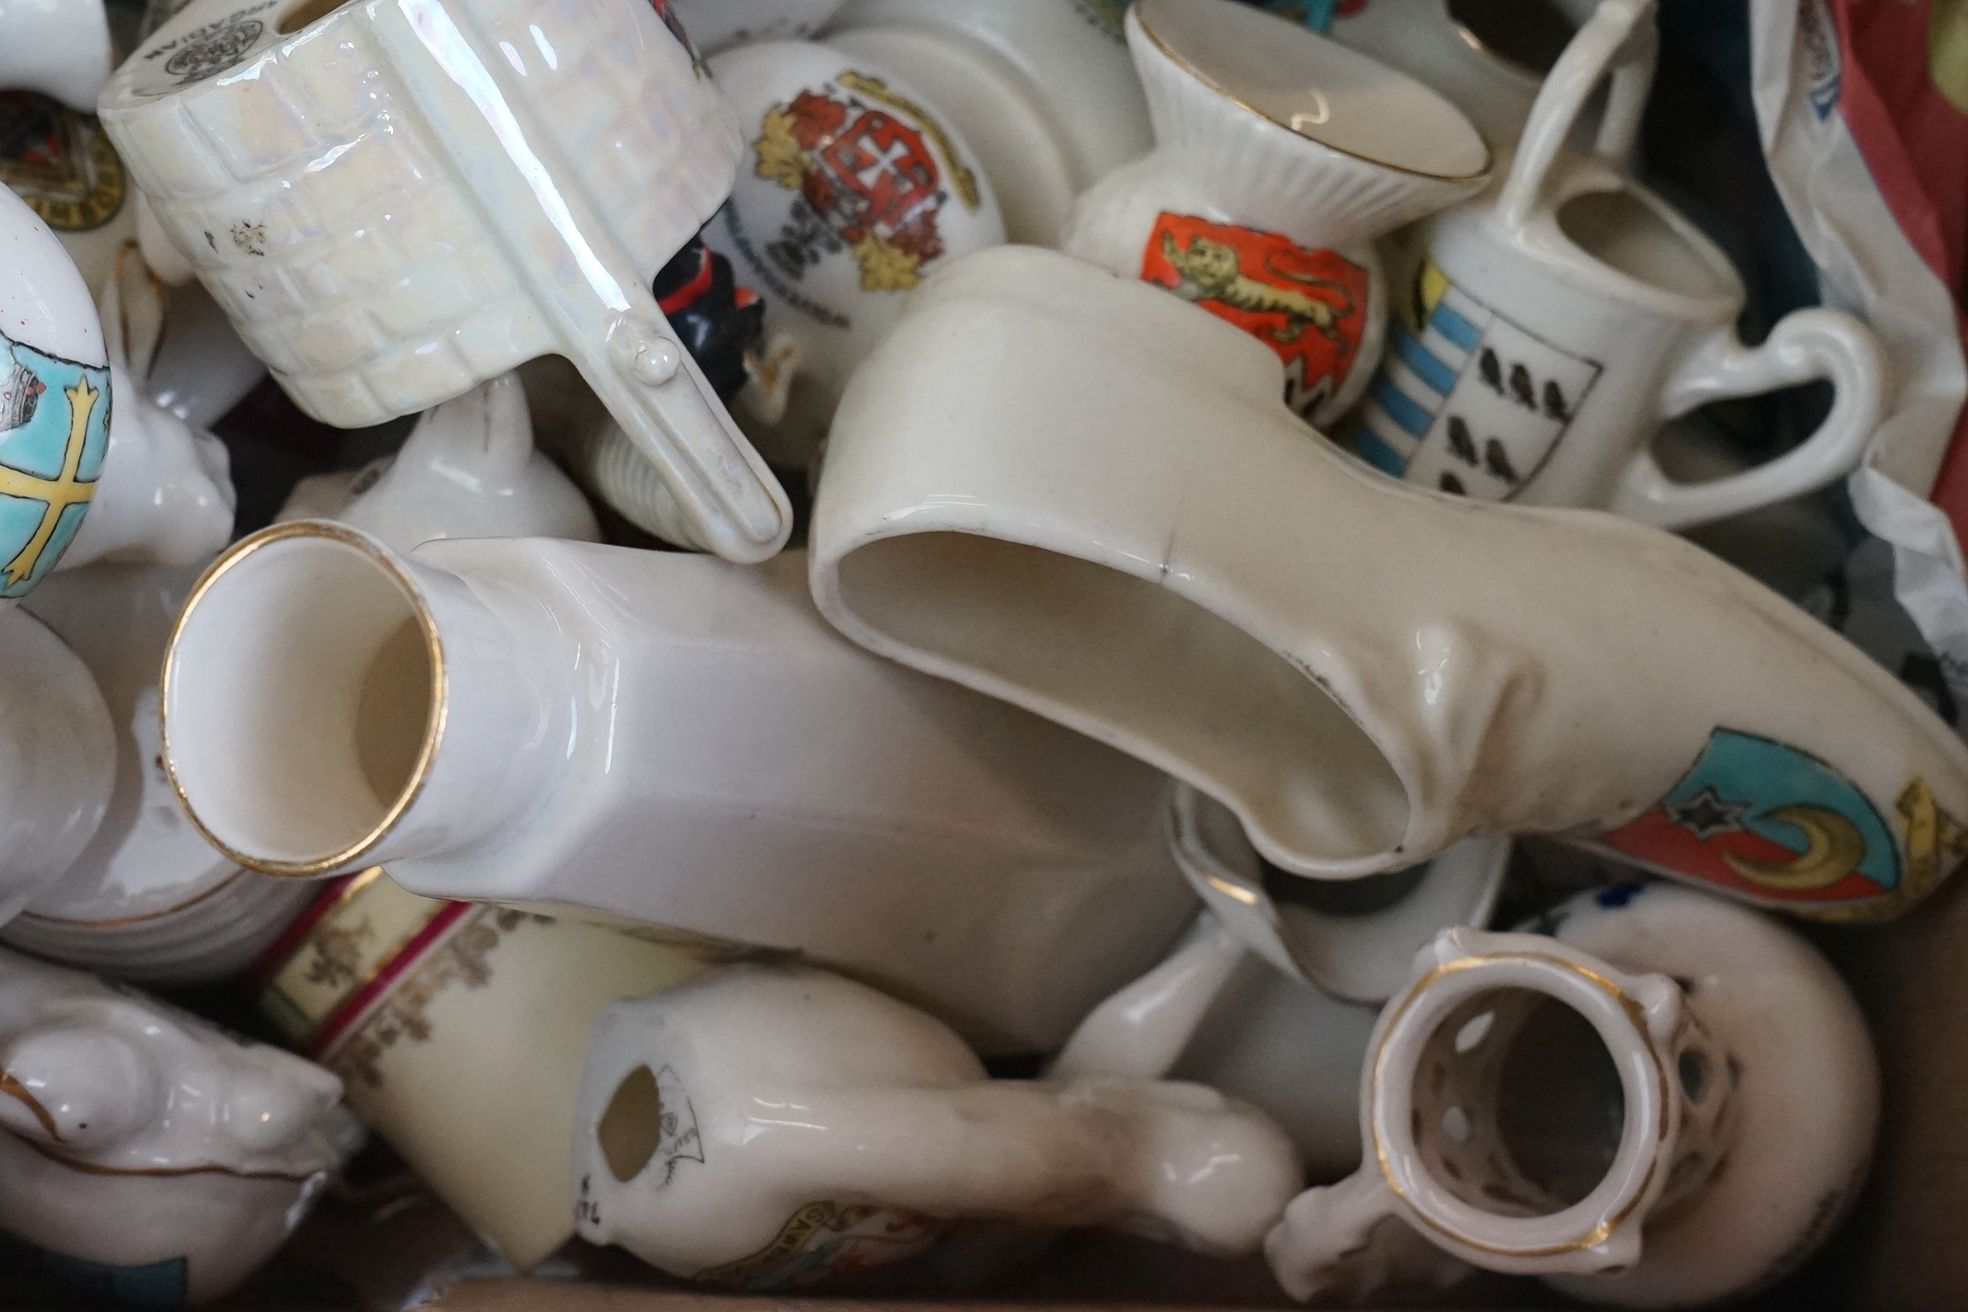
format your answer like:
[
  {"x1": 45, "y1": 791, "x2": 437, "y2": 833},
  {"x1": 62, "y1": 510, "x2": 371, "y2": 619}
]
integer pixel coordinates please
[
  {"x1": 158, "y1": 520, "x2": 448, "y2": 879},
  {"x1": 1368, "y1": 950, "x2": 1668, "y2": 1258},
  {"x1": 1132, "y1": 0, "x2": 1493, "y2": 183}
]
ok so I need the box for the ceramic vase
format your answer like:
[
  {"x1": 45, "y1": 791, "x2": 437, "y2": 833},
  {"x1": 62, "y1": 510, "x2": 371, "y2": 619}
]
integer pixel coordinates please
[
  {"x1": 572, "y1": 963, "x2": 1302, "y2": 1286},
  {"x1": 1059, "y1": 0, "x2": 1489, "y2": 427},
  {"x1": 159, "y1": 524, "x2": 1195, "y2": 1053},
  {"x1": 0, "y1": 947, "x2": 360, "y2": 1306},
  {"x1": 252, "y1": 870, "x2": 701, "y2": 1272},
  {"x1": 808, "y1": 244, "x2": 1968, "y2": 921},
  {"x1": 1266, "y1": 882, "x2": 1879, "y2": 1307}
]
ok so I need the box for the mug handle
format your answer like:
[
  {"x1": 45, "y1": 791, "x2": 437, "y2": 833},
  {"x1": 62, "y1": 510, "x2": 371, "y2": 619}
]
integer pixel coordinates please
[
  {"x1": 1495, "y1": 0, "x2": 1659, "y2": 232},
  {"x1": 1609, "y1": 308, "x2": 1887, "y2": 530}
]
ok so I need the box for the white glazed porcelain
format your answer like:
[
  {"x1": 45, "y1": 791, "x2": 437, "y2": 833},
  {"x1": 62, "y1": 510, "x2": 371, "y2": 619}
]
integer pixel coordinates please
[
  {"x1": 702, "y1": 39, "x2": 1005, "y2": 470},
  {"x1": 1061, "y1": 0, "x2": 1489, "y2": 427},
  {"x1": 5, "y1": 563, "x2": 313, "y2": 984},
  {"x1": 277, "y1": 373, "x2": 598, "y2": 550},
  {"x1": 808, "y1": 245, "x2": 1968, "y2": 920},
  {"x1": 159, "y1": 525, "x2": 1195, "y2": 1052},
  {"x1": 572, "y1": 963, "x2": 1303, "y2": 1286},
  {"x1": 0, "y1": 1, "x2": 112, "y2": 112},
  {"x1": 0, "y1": 92, "x2": 135, "y2": 294},
  {"x1": 1266, "y1": 882, "x2": 1879, "y2": 1307},
  {"x1": 826, "y1": 0, "x2": 1153, "y2": 245},
  {"x1": 1353, "y1": 0, "x2": 1880, "y2": 528},
  {"x1": 145, "y1": 280, "x2": 267, "y2": 430},
  {"x1": 0, "y1": 946, "x2": 360, "y2": 1305},
  {"x1": 254, "y1": 870, "x2": 702, "y2": 1271},
  {"x1": 671, "y1": 0, "x2": 845, "y2": 52},
  {"x1": 100, "y1": 0, "x2": 792, "y2": 563}
]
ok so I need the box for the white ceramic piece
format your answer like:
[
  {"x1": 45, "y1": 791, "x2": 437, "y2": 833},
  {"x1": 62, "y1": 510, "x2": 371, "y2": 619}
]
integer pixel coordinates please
[
  {"x1": 100, "y1": 0, "x2": 792, "y2": 563},
  {"x1": 0, "y1": 1, "x2": 112, "y2": 112},
  {"x1": 1266, "y1": 883, "x2": 1879, "y2": 1307},
  {"x1": 145, "y1": 280, "x2": 267, "y2": 430},
  {"x1": 5, "y1": 563, "x2": 312, "y2": 983},
  {"x1": 826, "y1": 0, "x2": 1153, "y2": 245},
  {"x1": 1353, "y1": 0, "x2": 1880, "y2": 528},
  {"x1": 572, "y1": 963, "x2": 1303, "y2": 1286},
  {"x1": 702, "y1": 39, "x2": 1005, "y2": 470},
  {"x1": 0, "y1": 92, "x2": 135, "y2": 294},
  {"x1": 670, "y1": 0, "x2": 845, "y2": 52},
  {"x1": 0, "y1": 946, "x2": 360, "y2": 1305},
  {"x1": 1062, "y1": 0, "x2": 1489, "y2": 427},
  {"x1": 159, "y1": 524, "x2": 1195, "y2": 1053},
  {"x1": 277, "y1": 373, "x2": 598, "y2": 551},
  {"x1": 808, "y1": 245, "x2": 1968, "y2": 921}
]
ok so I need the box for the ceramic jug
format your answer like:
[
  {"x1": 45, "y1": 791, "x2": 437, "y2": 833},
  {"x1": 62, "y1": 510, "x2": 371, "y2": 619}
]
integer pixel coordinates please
[
  {"x1": 572, "y1": 963, "x2": 1303, "y2": 1286},
  {"x1": 0, "y1": 1, "x2": 112, "y2": 112},
  {"x1": 277, "y1": 373, "x2": 599, "y2": 550},
  {"x1": 808, "y1": 245, "x2": 1968, "y2": 921},
  {"x1": 253, "y1": 870, "x2": 702, "y2": 1271},
  {"x1": 159, "y1": 525, "x2": 1195, "y2": 1053},
  {"x1": 0, "y1": 947, "x2": 361, "y2": 1305},
  {"x1": 1060, "y1": 0, "x2": 1490, "y2": 427},
  {"x1": 1266, "y1": 882, "x2": 1879, "y2": 1307},
  {"x1": 5, "y1": 563, "x2": 312, "y2": 984},
  {"x1": 826, "y1": 0, "x2": 1154, "y2": 244}
]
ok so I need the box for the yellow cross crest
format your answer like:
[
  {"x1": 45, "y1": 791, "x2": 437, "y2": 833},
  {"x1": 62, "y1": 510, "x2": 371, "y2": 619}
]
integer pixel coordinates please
[{"x1": 0, "y1": 376, "x2": 100, "y2": 589}]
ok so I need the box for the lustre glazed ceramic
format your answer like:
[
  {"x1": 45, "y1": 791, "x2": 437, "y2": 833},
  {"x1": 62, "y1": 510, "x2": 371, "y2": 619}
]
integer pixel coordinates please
[
  {"x1": 5, "y1": 563, "x2": 312, "y2": 984},
  {"x1": 808, "y1": 245, "x2": 1968, "y2": 920},
  {"x1": 1061, "y1": 0, "x2": 1489, "y2": 427},
  {"x1": 572, "y1": 963, "x2": 1302, "y2": 1286},
  {"x1": 0, "y1": 92, "x2": 135, "y2": 295},
  {"x1": 159, "y1": 524, "x2": 1194, "y2": 1052},
  {"x1": 0, "y1": 0, "x2": 112, "y2": 112},
  {"x1": 1354, "y1": 0, "x2": 1879, "y2": 527},
  {"x1": 277, "y1": 373, "x2": 598, "y2": 550},
  {"x1": 1266, "y1": 883, "x2": 1878, "y2": 1306},
  {"x1": 826, "y1": 0, "x2": 1153, "y2": 244},
  {"x1": 0, "y1": 186, "x2": 110, "y2": 603},
  {"x1": 0, "y1": 947, "x2": 360, "y2": 1305},
  {"x1": 0, "y1": 609, "x2": 113, "y2": 926},
  {"x1": 253, "y1": 870, "x2": 700, "y2": 1270},
  {"x1": 670, "y1": 0, "x2": 845, "y2": 52},
  {"x1": 100, "y1": 0, "x2": 792, "y2": 563},
  {"x1": 702, "y1": 39, "x2": 1004, "y2": 471}
]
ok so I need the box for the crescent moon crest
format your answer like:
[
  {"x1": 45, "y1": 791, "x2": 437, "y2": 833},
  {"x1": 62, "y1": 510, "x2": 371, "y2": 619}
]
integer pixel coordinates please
[{"x1": 1721, "y1": 804, "x2": 1868, "y2": 892}]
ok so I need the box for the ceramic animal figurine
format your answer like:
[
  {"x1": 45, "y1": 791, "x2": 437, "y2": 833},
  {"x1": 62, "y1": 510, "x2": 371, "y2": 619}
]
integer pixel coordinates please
[
  {"x1": 807, "y1": 245, "x2": 1968, "y2": 921},
  {"x1": 1266, "y1": 882, "x2": 1879, "y2": 1307},
  {"x1": 158, "y1": 527, "x2": 1195, "y2": 1053},
  {"x1": 0, "y1": 91, "x2": 136, "y2": 295},
  {"x1": 1352, "y1": 0, "x2": 1880, "y2": 528},
  {"x1": 572, "y1": 963, "x2": 1303, "y2": 1286},
  {"x1": 277, "y1": 373, "x2": 598, "y2": 550},
  {"x1": 0, "y1": 946, "x2": 361, "y2": 1305},
  {"x1": 253, "y1": 870, "x2": 702, "y2": 1271},
  {"x1": 1060, "y1": 0, "x2": 1490, "y2": 427},
  {"x1": 670, "y1": 0, "x2": 846, "y2": 53},
  {"x1": 825, "y1": 0, "x2": 1154, "y2": 244},
  {"x1": 101, "y1": 0, "x2": 791, "y2": 563},
  {"x1": 0, "y1": 0, "x2": 112, "y2": 112}
]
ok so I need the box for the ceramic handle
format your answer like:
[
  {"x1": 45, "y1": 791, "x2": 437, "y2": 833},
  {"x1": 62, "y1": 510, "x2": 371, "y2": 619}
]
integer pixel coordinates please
[
  {"x1": 1495, "y1": 0, "x2": 1659, "y2": 232},
  {"x1": 1048, "y1": 915, "x2": 1247, "y2": 1079},
  {"x1": 1613, "y1": 308, "x2": 1887, "y2": 529}
]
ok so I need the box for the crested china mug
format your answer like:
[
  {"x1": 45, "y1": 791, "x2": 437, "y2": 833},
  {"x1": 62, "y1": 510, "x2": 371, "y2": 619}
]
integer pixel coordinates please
[
  {"x1": 0, "y1": 947, "x2": 361, "y2": 1306},
  {"x1": 1266, "y1": 883, "x2": 1879, "y2": 1307},
  {"x1": 808, "y1": 245, "x2": 1968, "y2": 920},
  {"x1": 158, "y1": 526, "x2": 1195, "y2": 1052},
  {"x1": 826, "y1": 0, "x2": 1153, "y2": 244},
  {"x1": 572, "y1": 963, "x2": 1302, "y2": 1286},
  {"x1": 253, "y1": 871, "x2": 702, "y2": 1271},
  {"x1": 1060, "y1": 0, "x2": 1490, "y2": 427},
  {"x1": 1352, "y1": 0, "x2": 1882, "y2": 528},
  {"x1": 101, "y1": 0, "x2": 791, "y2": 563}
]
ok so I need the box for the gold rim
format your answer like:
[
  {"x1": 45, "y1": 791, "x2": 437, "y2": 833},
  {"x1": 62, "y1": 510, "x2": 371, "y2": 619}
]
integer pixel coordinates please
[
  {"x1": 1367, "y1": 951, "x2": 1668, "y2": 1257},
  {"x1": 17, "y1": 868, "x2": 247, "y2": 929},
  {"x1": 20, "y1": 1136, "x2": 318, "y2": 1183},
  {"x1": 1133, "y1": 0, "x2": 1492, "y2": 183},
  {"x1": 158, "y1": 520, "x2": 448, "y2": 879},
  {"x1": 0, "y1": 1071, "x2": 61, "y2": 1140}
]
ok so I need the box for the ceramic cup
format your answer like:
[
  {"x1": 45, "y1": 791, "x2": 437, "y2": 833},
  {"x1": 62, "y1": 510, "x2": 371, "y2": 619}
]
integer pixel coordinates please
[
  {"x1": 572, "y1": 963, "x2": 1303, "y2": 1286},
  {"x1": 826, "y1": 0, "x2": 1153, "y2": 244},
  {"x1": 101, "y1": 0, "x2": 791, "y2": 563},
  {"x1": 1351, "y1": 0, "x2": 1881, "y2": 528},
  {"x1": 1061, "y1": 0, "x2": 1490, "y2": 427},
  {"x1": 252, "y1": 869, "x2": 704, "y2": 1271},
  {"x1": 670, "y1": 0, "x2": 846, "y2": 52},
  {"x1": 807, "y1": 244, "x2": 1968, "y2": 920},
  {"x1": 0, "y1": 92, "x2": 136, "y2": 295},
  {"x1": 0, "y1": 946, "x2": 361, "y2": 1306},
  {"x1": 0, "y1": 0, "x2": 113, "y2": 112},
  {"x1": 702, "y1": 38, "x2": 1005, "y2": 470}
]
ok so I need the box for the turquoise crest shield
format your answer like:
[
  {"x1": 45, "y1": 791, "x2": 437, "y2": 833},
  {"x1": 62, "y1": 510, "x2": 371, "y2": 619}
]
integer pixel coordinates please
[{"x1": 0, "y1": 330, "x2": 109, "y2": 599}]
